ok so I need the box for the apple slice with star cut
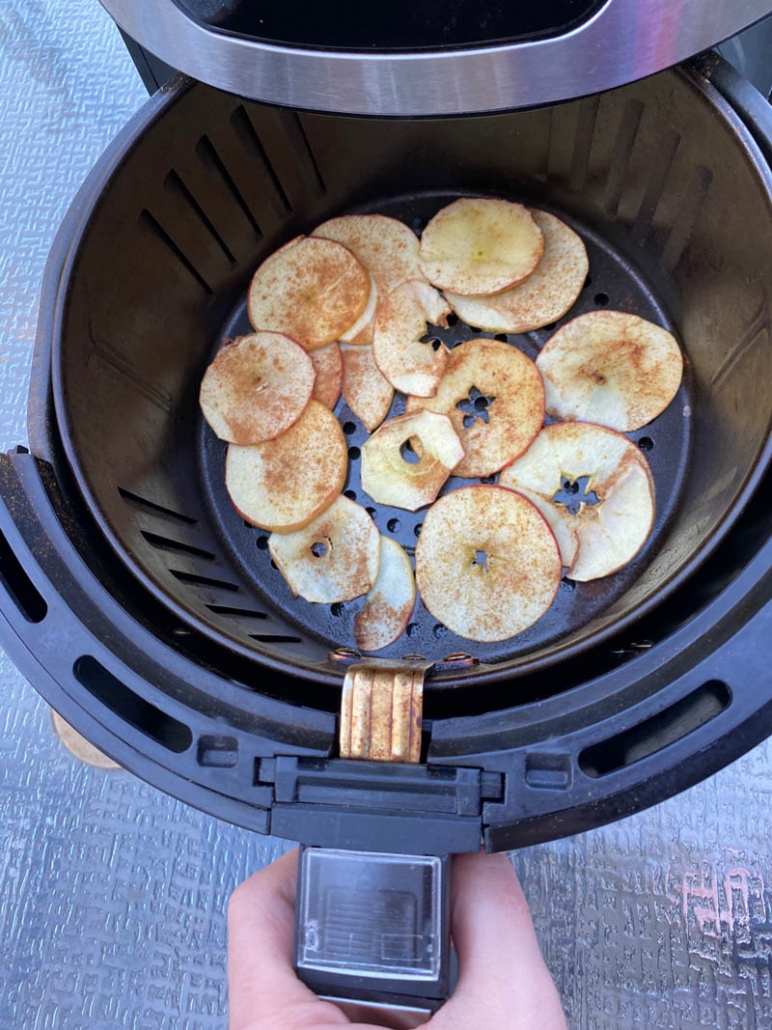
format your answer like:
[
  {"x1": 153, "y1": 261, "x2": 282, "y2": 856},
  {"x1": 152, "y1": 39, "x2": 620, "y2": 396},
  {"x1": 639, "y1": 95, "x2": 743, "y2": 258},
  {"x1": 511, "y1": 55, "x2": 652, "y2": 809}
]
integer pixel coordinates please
[
  {"x1": 247, "y1": 235, "x2": 370, "y2": 351},
  {"x1": 361, "y1": 410, "x2": 464, "y2": 512},
  {"x1": 445, "y1": 210, "x2": 589, "y2": 333},
  {"x1": 225, "y1": 400, "x2": 347, "y2": 533},
  {"x1": 415, "y1": 485, "x2": 561, "y2": 642},
  {"x1": 499, "y1": 421, "x2": 655, "y2": 581},
  {"x1": 312, "y1": 215, "x2": 427, "y2": 345},
  {"x1": 268, "y1": 495, "x2": 381, "y2": 603},
  {"x1": 536, "y1": 310, "x2": 683, "y2": 431},
  {"x1": 354, "y1": 536, "x2": 416, "y2": 651},
  {"x1": 406, "y1": 338, "x2": 544, "y2": 478},
  {"x1": 199, "y1": 331, "x2": 315, "y2": 444},
  {"x1": 418, "y1": 198, "x2": 544, "y2": 295},
  {"x1": 341, "y1": 344, "x2": 394, "y2": 432},
  {"x1": 373, "y1": 280, "x2": 451, "y2": 397}
]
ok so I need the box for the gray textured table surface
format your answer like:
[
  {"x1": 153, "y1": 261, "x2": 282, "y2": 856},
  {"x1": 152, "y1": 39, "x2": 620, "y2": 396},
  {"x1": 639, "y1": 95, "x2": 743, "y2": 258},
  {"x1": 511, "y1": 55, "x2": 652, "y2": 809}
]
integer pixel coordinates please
[{"x1": 1, "y1": 4, "x2": 772, "y2": 1028}]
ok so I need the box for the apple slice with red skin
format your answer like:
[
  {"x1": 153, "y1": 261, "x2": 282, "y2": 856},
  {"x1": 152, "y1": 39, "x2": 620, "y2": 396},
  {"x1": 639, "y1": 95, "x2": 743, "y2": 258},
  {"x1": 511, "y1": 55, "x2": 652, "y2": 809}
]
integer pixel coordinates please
[
  {"x1": 268, "y1": 495, "x2": 380, "y2": 603},
  {"x1": 415, "y1": 485, "x2": 561, "y2": 642}
]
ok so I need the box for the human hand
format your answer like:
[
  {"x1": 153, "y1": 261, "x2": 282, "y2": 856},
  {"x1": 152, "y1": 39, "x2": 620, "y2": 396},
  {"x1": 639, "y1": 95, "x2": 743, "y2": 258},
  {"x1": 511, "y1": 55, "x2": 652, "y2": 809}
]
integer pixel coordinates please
[{"x1": 228, "y1": 848, "x2": 568, "y2": 1030}]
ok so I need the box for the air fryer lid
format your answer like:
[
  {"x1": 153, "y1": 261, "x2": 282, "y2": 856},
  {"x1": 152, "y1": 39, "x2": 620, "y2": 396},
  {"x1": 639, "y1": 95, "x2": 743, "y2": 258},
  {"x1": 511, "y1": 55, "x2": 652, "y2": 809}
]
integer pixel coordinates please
[{"x1": 100, "y1": 0, "x2": 772, "y2": 115}]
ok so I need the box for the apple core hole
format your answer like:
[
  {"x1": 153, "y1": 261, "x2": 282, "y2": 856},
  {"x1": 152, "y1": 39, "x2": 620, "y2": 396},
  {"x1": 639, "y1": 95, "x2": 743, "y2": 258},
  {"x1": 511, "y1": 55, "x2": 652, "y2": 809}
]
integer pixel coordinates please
[
  {"x1": 400, "y1": 440, "x2": 421, "y2": 464},
  {"x1": 473, "y1": 549, "x2": 489, "y2": 571},
  {"x1": 310, "y1": 541, "x2": 327, "y2": 558}
]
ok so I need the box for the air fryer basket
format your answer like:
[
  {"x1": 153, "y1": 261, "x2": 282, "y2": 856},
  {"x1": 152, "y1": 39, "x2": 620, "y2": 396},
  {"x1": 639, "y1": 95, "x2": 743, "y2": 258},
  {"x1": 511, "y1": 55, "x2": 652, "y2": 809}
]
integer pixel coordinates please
[{"x1": 50, "y1": 62, "x2": 772, "y2": 703}]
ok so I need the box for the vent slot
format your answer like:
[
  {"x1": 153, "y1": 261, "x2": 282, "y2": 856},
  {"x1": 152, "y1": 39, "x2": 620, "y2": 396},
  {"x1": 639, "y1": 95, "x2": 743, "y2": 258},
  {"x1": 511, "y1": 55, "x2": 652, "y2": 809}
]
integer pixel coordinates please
[
  {"x1": 206, "y1": 604, "x2": 269, "y2": 619},
  {"x1": 0, "y1": 528, "x2": 47, "y2": 623},
  {"x1": 140, "y1": 530, "x2": 215, "y2": 561},
  {"x1": 294, "y1": 114, "x2": 326, "y2": 192},
  {"x1": 74, "y1": 655, "x2": 192, "y2": 754},
  {"x1": 118, "y1": 488, "x2": 198, "y2": 525},
  {"x1": 249, "y1": 632, "x2": 303, "y2": 644},
  {"x1": 197, "y1": 734, "x2": 238, "y2": 767},
  {"x1": 139, "y1": 209, "x2": 214, "y2": 294},
  {"x1": 230, "y1": 106, "x2": 292, "y2": 212},
  {"x1": 579, "y1": 680, "x2": 731, "y2": 778},
  {"x1": 164, "y1": 169, "x2": 236, "y2": 264},
  {"x1": 195, "y1": 135, "x2": 262, "y2": 235},
  {"x1": 170, "y1": 570, "x2": 241, "y2": 592}
]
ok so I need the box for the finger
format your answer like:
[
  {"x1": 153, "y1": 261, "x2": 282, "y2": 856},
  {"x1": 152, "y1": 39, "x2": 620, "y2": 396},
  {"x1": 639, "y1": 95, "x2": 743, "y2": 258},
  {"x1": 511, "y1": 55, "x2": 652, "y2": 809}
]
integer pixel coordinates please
[
  {"x1": 227, "y1": 849, "x2": 348, "y2": 1029},
  {"x1": 431, "y1": 852, "x2": 567, "y2": 1030}
]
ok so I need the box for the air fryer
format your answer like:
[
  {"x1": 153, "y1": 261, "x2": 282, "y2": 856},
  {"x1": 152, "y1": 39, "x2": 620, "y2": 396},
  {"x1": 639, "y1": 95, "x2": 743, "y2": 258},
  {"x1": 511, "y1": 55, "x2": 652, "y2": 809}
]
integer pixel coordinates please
[{"x1": 2, "y1": 1, "x2": 772, "y2": 1016}]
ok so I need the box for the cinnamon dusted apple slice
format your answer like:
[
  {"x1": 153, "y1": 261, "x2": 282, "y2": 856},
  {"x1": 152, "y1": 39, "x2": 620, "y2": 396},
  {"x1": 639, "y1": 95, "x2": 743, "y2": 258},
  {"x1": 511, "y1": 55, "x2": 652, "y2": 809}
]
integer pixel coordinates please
[
  {"x1": 268, "y1": 495, "x2": 380, "y2": 603},
  {"x1": 415, "y1": 485, "x2": 561, "y2": 642},
  {"x1": 247, "y1": 235, "x2": 370, "y2": 350},
  {"x1": 341, "y1": 344, "x2": 394, "y2": 432},
  {"x1": 361, "y1": 410, "x2": 464, "y2": 512},
  {"x1": 446, "y1": 210, "x2": 588, "y2": 332},
  {"x1": 406, "y1": 338, "x2": 544, "y2": 477},
  {"x1": 310, "y1": 342, "x2": 343, "y2": 410},
  {"x1": 373, "y1": 280, "x2": 451, "y2": 397},
  {"x1": 536, "y1": 310, "x2": 683, "y2": 431},
  {"x1": 226, "y1": 400, "x2": 346, "y2": 533},
  {"x1": 499, "y1": 422, "x2": 655, "y2": 581},
  {"x1": 354, "y1": 536, "x2": 416, "y2": 651},
  {"x1": 312, "y1": 215, "x2": 427, "y2": 344},
  {"x1": 419, "y1": 198, "x2": 544, "y2": 295},
  {"x1": 200, "y1": 331, "x2": 315, "y2": 444}
]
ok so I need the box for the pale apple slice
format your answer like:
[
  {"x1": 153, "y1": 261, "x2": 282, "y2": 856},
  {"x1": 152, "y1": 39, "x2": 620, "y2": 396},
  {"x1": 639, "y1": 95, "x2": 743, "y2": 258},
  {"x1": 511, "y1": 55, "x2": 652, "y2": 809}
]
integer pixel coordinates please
[
  {"x1": 268, "y1": 495, "x2": 380, "y2": 603},
  {"x1": 361, "y1": 410, "x2": 464, "y2": 512},
  {"x1": 199, "y1": 331, "x2": 315, "y2": 444},
  {"x1": 418, "y1": 198, "x2": 544, "y2": 295},
  {"x1": 313, "y1": 215, "x2": 427, "y2": 345},
  {"x1": 536, "y1": 310, "x2": 683, "y2": 431},
  {"x1": 226, "y1": 400, "x2": 346, "y2": 533},
  {"x1": 310, "y1": 342, "x2": 343, "y2": 410},
  {"x1": 499, "y1": 421, "x2": 655, "y2": 581},
  {"x1": 341, "y1": 344, "x2": 394, "y2": 432},
  {"x1": 247, "y1": 235, "x2": 370, "y2": 350},
  {"x1": 354, "y1": 536, "x2": 416, "y2": 651},
  {"x1": 372, "y1": 280, "x2": 451, "y2": 397},
  {"x1": 445, "y1": 210, "x2": 589, "y2": 332},
  {"x1": 415, "y1": 485, "x2": 561, "y2": 642},
  {"x1": 406, "y1": 338, "x2": 544, "y2": 478}
]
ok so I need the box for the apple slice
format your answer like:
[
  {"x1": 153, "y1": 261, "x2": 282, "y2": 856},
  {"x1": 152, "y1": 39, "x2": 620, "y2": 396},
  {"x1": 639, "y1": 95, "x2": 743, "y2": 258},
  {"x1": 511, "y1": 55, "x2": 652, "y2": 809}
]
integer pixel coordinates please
[
  {"x1": 361, "y1": 410, "x2": 464, "y2": 511},
  {"x1": 247, "y1": 235, "x2": 370, "y2": 350},
  {"x1": 341, "y1": 344, "x2": 394, "y2": 432},
  {"x1": 310, "y1": 342, "x2": 343, "y2": 410},
  {"x1": 354, "y1": 536, "x2": 416, "y2": 651},
  {"x1": 373, "y1": 280, "x2": 451, "y2": 397},
  {"x1": 418, "y1": 198, "x2": 544, "y2": 295},
  {"x1": 313, "y1": 215, "x2": 426, "y2": 345},
  {"x1": 445, "y1": 210, "x2": 589, "y2": 332},
  {"x1": 225, "y1": 400, "x2": 346, "y2": 533},
  {"x1": 415, "y1": 485, "x2": 561, "y2": 642},
  {"x1": 199, "y1": 331, "x2": 315, "y2": 444},
  {"x1": 536, "y1": 310, "x2": 683, "y2": 431},
  {"x1": 499, "y1": 421, "x2": 655, "y2": 581},
  {"x1": 268, "y1": 495, "x2": 380, "y2": 603},
  {"x1": 406, "y1": 338, "x2": 544, "y2": 478}
]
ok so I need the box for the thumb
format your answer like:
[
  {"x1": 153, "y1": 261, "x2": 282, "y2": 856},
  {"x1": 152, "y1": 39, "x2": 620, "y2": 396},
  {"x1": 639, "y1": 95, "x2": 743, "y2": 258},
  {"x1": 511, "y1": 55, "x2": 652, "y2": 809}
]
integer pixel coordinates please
[{"x1": 431, "y1": 852, "x2": 567, "y2": 1030}]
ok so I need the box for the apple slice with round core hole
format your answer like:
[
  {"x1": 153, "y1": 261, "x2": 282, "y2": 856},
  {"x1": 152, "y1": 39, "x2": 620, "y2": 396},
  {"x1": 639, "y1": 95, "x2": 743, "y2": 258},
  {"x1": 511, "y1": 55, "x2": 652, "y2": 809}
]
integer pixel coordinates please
[
  {"x1": 415, "y1": 485, "x2": 561, "y2": 642},
  {"x1": 199, "y1": 331, "x2": 315, "y2": 444},
  {"x1": 226, "y1": 400, "x2": 346, "y2": 533},
  {"x1": 445, "y1": 210, "x2": 589, "y2": 333},
  {"x1": 361, "y1": 410, "x2": 464, "y2": 512},
  {"x1": 341, "y1": 344, "x2": 394, "y2": 432},
  {"x1": 310, "y1": 342, "x2": 343, "y2": 410},
  {"x1": 247, "y1": 235, "x2": 370, "y2": 351},
  {"x1": 536, "y1": 310, "x2": 683, "y2": 431},
  {"x1": 418, "y1": 198, "x2": 544, "y2": 295},
  {"x1": 354, "y1": 536, "x2": 416, "y2": 651},
  {"x1": 373, "y1": 280, "x2": 451, "y2": 397},
  {"x1": 312, "y1": 215, "x2": 427, "y2": 345},
  {"x1": 406, "y1": 337, "x2": 544, "y2": 478},
  {"x1": 499, "y1": 421, "x2": 655, "y2": 581},
  {"x1": 268, "y1": 495, "x2": 380, "y2": 603}
]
